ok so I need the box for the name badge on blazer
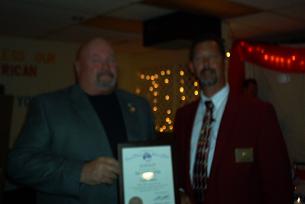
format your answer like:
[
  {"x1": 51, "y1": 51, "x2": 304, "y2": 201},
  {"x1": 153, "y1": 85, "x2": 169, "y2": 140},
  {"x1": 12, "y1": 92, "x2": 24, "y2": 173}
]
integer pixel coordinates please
[{"x1": 235, "y1": 148, "x2": 254, "y2": 163}]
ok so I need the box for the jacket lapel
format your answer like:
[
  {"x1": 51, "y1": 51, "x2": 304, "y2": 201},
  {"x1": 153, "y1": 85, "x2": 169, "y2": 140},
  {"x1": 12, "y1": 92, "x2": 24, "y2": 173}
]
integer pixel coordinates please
[
  {"x1": 116, "y1": 90, "x2": 137, "y2": 142},
  {"x1": 68, "y1": 85, "x2": 112, "y2": 156},
  {"x1": 183, "y1": 100, "x2": 200, "y2": 193},
  {"x1": 209, "y1": 94, "x2": 238, "y2": 181}
]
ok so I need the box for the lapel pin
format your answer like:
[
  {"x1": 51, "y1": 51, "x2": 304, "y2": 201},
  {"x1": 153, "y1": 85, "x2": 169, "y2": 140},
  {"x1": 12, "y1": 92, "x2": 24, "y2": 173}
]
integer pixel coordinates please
[{"x1": 128, "y1": 103, "x2": 136, "y2": 113}]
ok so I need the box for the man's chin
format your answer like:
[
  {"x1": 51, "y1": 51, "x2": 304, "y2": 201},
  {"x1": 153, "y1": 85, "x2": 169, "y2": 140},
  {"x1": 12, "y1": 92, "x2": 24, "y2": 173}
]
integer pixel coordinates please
[{"x1": 96, "y1": 80, "x2": 116, "y2": 90}]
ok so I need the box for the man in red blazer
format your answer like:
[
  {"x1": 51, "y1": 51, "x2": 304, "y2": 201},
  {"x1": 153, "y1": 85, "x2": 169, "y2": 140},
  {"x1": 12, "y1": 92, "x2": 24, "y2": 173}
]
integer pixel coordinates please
[{"x1": 174, "y1": 35, "x2": 293, "y2": 204}]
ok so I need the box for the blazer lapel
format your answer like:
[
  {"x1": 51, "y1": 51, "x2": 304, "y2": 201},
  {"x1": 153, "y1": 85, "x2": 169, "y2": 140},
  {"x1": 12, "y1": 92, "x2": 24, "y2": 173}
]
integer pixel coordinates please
[
  {"x1": 209, "y1": 94, "x2": 239, "y2": 180},
  {"x1": 178, "y1": 100, "x2": 200, "y2": 159},
  {"x1": 116, "y1": 91, "x2": 137, "y2": 142},
  {"x1": 68, "y1": 85, "x2": 112, "y2": 156},
  {"x1": 186, "y1": 101, "x2": 200, "y2": 138},
  {"x1": 183, "y1": 100, "x2": 200, "y2": 193}
]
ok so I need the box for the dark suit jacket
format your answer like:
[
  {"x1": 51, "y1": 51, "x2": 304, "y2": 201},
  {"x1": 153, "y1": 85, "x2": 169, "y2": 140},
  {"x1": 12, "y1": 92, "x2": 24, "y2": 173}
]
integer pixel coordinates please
[
  {"x1": 7, "y1": 85, "x2": 155, "y2": 204},
  {"x1": 174, "y1": 93, "x2": 293, "y2": 204}
]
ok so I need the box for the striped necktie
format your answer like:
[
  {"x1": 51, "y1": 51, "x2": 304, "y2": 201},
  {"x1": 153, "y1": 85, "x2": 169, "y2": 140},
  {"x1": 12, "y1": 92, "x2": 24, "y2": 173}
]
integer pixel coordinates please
[{"x1": 193, "y1": 100, "x2": 214, "y2": 203}]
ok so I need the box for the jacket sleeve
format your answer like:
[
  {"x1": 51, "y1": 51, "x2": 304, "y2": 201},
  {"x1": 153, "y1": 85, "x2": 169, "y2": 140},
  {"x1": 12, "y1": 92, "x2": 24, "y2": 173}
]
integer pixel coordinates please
[
  {"x1": 7, "y1": 97, "x2": 83, "y2": 198},
  {"x1": 257, "y1": 103, "x2": 293, "y2": 204}
]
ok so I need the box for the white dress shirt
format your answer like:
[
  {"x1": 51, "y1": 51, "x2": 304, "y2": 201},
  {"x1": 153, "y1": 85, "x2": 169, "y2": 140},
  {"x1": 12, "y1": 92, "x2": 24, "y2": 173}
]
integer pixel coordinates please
[{"x1": 190, "y1": 85, "x2": 229, "y2": 182}]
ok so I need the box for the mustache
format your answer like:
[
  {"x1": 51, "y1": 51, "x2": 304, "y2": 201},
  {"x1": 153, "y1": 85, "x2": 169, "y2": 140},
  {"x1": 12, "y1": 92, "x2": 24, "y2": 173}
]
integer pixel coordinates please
[
  {"x1": 199, "y1": 67, "x2": 214, "y2": 75},
  {"x1": 97, "y1": 71, "x2": 115, "y2": 78}
]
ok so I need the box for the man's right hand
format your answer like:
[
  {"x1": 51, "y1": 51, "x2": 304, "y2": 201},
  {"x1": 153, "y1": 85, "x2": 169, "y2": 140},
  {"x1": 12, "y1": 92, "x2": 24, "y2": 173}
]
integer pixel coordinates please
[{"x1": 80, "y1": 157, "x2": 120, "y2": 185}]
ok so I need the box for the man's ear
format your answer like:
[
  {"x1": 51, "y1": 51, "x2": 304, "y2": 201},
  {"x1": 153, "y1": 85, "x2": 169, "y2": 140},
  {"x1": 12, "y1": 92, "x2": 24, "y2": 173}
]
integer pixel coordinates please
[
  {"x1": 74, "y1": 61, "x2": 81, "y2": 83},
  {"x1": 74, "y1": 61, "x2": 80, "y2": 75}
]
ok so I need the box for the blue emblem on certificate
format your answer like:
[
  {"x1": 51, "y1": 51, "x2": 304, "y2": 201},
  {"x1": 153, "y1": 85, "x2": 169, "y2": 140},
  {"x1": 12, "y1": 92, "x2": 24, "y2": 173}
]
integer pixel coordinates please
[{"x1": 142, "y1": 152, "x2": 152, "y2": 161}]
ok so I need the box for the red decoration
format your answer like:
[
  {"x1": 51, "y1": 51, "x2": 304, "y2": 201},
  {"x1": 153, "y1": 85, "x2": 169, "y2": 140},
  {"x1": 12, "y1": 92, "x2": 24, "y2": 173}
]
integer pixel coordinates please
[{"x1": 228, "y1": 40, "x2": 305, "y2": 95}]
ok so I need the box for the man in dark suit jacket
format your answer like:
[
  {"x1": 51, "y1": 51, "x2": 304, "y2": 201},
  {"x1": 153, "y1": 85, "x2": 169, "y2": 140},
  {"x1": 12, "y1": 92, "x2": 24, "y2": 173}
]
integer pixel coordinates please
[
  {"x1": 7, "y1": 38, "x2": 155, "y2": 204},
  {"x1": 174, "y1": 35, "x2": 293, "y2": 204}
]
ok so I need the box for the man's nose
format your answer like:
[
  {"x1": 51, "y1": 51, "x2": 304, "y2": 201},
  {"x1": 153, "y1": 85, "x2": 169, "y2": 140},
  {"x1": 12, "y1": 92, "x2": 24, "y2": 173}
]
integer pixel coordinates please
[
  {"x1": 201, "y1": 57, "x2": 210, "y2": 68},
  {"x1": 99, "y1": 61, "x2": 111, "y2": 70}
]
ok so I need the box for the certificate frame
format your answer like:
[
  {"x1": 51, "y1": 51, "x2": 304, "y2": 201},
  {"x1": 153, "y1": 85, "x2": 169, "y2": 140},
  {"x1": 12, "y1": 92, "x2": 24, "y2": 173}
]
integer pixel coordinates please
[{"x1": 118, "y1": 140, "x2": 178, "y2": 204}]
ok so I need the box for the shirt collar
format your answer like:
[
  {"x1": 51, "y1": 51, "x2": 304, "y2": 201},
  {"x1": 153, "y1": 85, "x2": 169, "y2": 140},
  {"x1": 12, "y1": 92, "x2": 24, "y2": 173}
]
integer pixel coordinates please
[{"x1": 200, "y1": 84, "x2": 230, "y2": 110}]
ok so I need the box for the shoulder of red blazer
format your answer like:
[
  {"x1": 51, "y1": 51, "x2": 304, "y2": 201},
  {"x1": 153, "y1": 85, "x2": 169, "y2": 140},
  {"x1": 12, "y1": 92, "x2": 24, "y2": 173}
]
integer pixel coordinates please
[
  {"x1": 230, "y1": 94, "x2": 273, "y2": 113},
  {"x1": 175, "y1": 100, "x2": 200, "y2": 118}
]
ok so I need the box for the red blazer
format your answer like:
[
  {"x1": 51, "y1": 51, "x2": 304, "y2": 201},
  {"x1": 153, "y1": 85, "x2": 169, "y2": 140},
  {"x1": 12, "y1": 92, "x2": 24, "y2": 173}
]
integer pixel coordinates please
[{"x1": 174, "y1": 94, "x2": 293, "y2": 204}]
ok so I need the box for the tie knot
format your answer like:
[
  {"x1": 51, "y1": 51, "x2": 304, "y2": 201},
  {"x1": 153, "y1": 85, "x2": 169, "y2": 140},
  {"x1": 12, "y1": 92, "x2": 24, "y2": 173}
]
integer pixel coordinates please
[{"x1": 205, "y1": 100, "x2": 214, "y2": 111}]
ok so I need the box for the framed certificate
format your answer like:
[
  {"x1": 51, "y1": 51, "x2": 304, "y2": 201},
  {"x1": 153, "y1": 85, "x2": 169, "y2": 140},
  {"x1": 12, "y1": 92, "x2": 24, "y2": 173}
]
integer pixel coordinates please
[{"x1": 118, "y1": 141, "x2": 178, "y2": 204}]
